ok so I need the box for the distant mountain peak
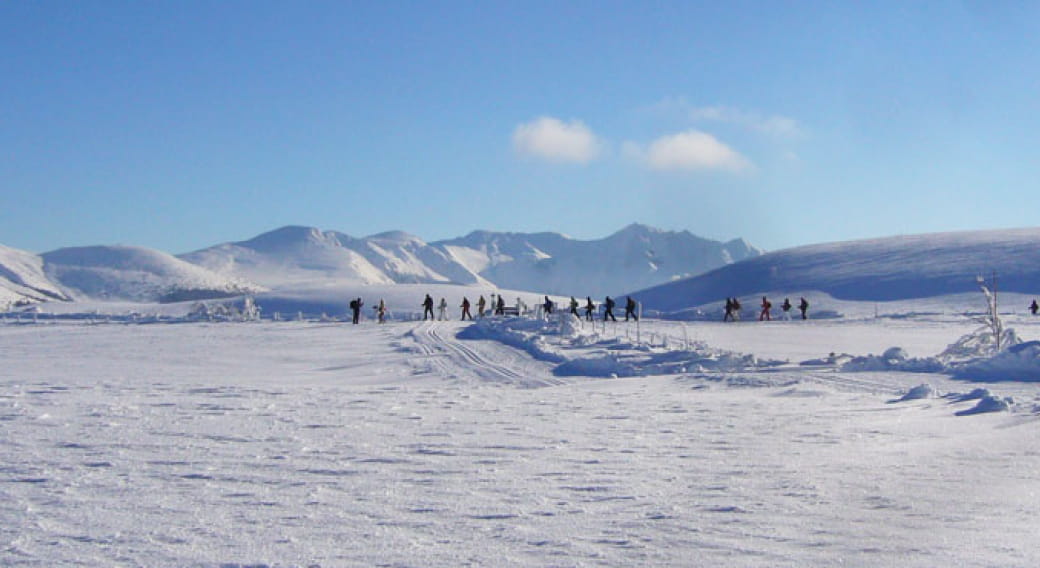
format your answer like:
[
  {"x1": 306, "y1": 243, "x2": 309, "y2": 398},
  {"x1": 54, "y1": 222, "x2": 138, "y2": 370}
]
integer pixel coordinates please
[
  {"x1": 239, "y1": 225, "x2": 342, "y2": 251},
  {"x1": 365, "y1": 230, "x2": 425, "y2": 246}
]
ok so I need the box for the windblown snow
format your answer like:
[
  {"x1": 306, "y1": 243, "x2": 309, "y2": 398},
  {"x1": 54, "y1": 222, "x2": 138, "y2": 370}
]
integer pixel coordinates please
[{"x1": 3, "y1": 290, "x2": 1040, "y2": 566}]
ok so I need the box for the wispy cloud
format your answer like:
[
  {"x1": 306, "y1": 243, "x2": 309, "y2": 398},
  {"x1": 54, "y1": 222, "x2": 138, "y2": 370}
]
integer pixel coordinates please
[
  {"x1": 625, "y1": 130, "x2": 753, "y2": 173},
  {"x1": 512, "y1": 116, "x2": 601, "y2": 163},
  {"x1": 650, "y1": 98, "x2": 804, "y2": 139}
]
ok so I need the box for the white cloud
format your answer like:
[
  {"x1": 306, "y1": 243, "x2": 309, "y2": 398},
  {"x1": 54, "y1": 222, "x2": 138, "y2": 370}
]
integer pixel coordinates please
[
  {"x1": 512, "y1": 117, "x2": 601, "y2": 163},
  {"x1": 628, "y1": 130, "x2": 753, "y2": 173}
]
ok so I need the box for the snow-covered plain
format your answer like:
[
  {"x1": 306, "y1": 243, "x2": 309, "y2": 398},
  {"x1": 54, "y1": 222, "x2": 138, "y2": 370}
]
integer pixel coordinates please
[{"x1": 3, "y1": 304, "x2": 1040, "y2": 566}]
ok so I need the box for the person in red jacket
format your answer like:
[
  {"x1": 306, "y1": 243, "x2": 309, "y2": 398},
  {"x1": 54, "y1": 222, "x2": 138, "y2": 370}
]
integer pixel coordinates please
[{"x1": 759, "y1": 296, "x2": 772, "y2": 321}]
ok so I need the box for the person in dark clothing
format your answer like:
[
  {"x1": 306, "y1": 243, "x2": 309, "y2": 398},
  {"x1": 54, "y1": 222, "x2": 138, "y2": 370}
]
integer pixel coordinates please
[
  {"x1": 603, "y1": 296, "x2": 617, "y2": 322},
  {"x1": 798, "y1": 297, "x2": 809, "y2": 320},
  {"x1": 496, "y1": 295, "x2": 506, "y2": 316},
  {"x1": 477, "y1": 295, "x2": 486, "y2": 318},
  {"x1": 569, "y1": 297, "x2": 580, "y2": 317},
  {"x1": 543, "y1": 296, "x2": 553, "y2": 315},
  {"x1": 1031, "y1": 299, "x2": 1039, "y2": 316},
  {"x1": 350, "y1": 297, "x2": 363, "y2": 324},
  {"x1": 624, "y1": 296, "x2": 638, "y2": 321},
  {"x1": 781, "y1": 298, "x2": 792, "y2": 320},
  {"x1": 460, "y1": 297, "x2": 473, "y2": 320},
  {"x1": 723, "y1": 297, "x2": 735, "y2": 322},
  {"x1": 759, "y1": 296, "x2": 772, "y2": 321},
  {"x1": 585, "y1": 297, "x2": 596, "y2": 321},
  {"x1": 422, "y1": 294, "x2": 435, "y2": 321}
]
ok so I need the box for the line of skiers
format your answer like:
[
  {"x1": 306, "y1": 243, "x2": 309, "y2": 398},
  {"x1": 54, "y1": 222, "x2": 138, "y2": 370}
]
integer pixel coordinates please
[
  {"x1": 356, "y1": 293, "x2": 645, "y2": 323},
  {"x1": 724, "y1": 296, "x2": 808, "y2": 322},
  {"x1": 353, "y1": 293, "x2": 816, "y2": 325}
]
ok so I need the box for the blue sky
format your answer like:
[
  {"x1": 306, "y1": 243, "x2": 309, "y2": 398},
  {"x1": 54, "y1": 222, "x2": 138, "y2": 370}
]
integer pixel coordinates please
[{"x1": 3, "y1": 1, "x2": 1039, "y2": 254}]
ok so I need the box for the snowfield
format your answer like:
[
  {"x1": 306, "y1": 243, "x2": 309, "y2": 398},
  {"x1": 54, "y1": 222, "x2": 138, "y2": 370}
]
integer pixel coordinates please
[{"x1": 2, "y1": 307, "x2": 1040, "y2": 567}]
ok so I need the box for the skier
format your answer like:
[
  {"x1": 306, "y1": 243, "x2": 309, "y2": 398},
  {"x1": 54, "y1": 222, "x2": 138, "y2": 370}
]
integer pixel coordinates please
[
  {"x1": 798, "y1": 297, "x2": 809, "y2": 320},
  {"x1": 437, "y1": 298, "x2": 448, "y2": 321},
  {"x1": 759, "y1": 296, "x2": 772, "y2": 321},
  {"x1": 781, "y1": 298, "x2": 792, "y2": 320},
  {"x1": 1031, "y1": 299, "x2": 1039, "y2": 316},
  {"x1": 624, "y1": 296, "x2": 638, "y2": 321},
  {"x1": 569, "y1": 297, "x2": 580, "y2": 317},
  {"x1": 422, "y1": 294, "x2": 435, "y2": 321},
  {"x1": 460, "y1": 297, "x2": 473, "y2": 320},
  {"x1": 543, "y1": 296, "x2": 553, "y2": 316},
  {"x1": 603, "y1": 296, "x2": 617, "y2": 322},
  {"x1": 731, "y1": 297, "x2": 742, "y2": 321},
  {"x1": 723, "y1": 298, "x2": 735, "y2": 322},
  {"x1": 584, "y1": 296, "x2": 596, "y2": 321},
  {"x1": 374, "y1": 299, "x2": 387, "y2": 324},
  {"x1": 477, "y1": 295, "x2": 486, "y2": 318},
  {"x1": 350, "y1": 297, "x2": 363, "y2": 324},
  {"x1": 496, "y1": 295, "x2": 506, "y2": 316}
]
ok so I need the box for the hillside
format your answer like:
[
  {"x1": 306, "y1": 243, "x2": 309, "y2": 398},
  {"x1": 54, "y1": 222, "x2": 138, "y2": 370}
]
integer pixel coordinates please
[
  {"x1": 633, "y1": 228, "x2": 1040, "y2": 314},
  {"x1": 41, "y1": 245, "x2": 263, "y2": 303},
  {"x1": 0, "y1": 244, "x2": 71, "y2": 306}
]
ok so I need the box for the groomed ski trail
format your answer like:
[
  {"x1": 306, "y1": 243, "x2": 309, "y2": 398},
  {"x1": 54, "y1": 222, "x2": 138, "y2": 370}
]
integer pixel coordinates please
[{"x1": 407, "y1": 320, "x2": 561, "y2": 388}]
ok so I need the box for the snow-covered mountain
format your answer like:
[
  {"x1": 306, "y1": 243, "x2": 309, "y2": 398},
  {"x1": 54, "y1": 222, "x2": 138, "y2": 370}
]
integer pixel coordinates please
[
  {"x1": 0, "y1": 244, "x2": 71, "y2": 306},
  {"x1": 181, "y1": 226, "x2": 397, "y2": 288},
  {"x1": 182, "y1": 223, "x2": 760, "y2": 297},
  {"x1": 634, "y1": 228, "x2": 1040, "y2": 314},
  {"x1": 181, "y1": 226, "x2": 491, "y2": 289},
  {"x1": 437, "y1": 223, "x2": 760, "y2": 297},
  {"x1": 41, "y1": 245, "x2": 263, "y2": 303}
]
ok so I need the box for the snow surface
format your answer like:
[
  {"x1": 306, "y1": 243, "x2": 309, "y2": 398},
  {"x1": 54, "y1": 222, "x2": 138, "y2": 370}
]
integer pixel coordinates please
[{"x1": 3, "y1": 299, "x2": 1040, "y2": 566}]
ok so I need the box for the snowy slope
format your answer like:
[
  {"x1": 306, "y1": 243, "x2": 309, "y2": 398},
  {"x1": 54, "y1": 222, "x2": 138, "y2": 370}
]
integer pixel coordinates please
[
  {"x1": 334, "y1": 230, "x2": 489, "y2": 286},
  {"x1": 0, "y1": 244, "x2": 71, "y2": 305},
  {"x1": 435, "y1": 223, "x2": 761, "y2": 297},
  {"x1": 181, "y1": 226, "x2": 395, "y2": 288},
  {"x1": 634, "y1": 227, "x2": 1040, "y2": 314},
  {"x1": 41, "y1": 245, "x2": 263, "y2": 302}
]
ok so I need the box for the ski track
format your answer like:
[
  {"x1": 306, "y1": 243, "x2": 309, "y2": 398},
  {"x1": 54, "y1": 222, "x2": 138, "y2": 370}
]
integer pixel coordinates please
[
  {"x1": 408, "y1": 320, "x2": 560, "y2": 388},
  {"x1": 1, "y1": 320, "x2": 1039, "y2": 567}
]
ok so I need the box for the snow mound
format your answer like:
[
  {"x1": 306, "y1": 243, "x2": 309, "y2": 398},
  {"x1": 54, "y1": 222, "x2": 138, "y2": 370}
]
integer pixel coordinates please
[
  {"x1": 42, "y1": 245, "x2": 263, "y2": 302},
  {"x1": 889, "y1": 384, "x2": 938, "y2": 403},
  {"x1": 841, "y1": 348, "x2": 944, "y2": 373},
  {"x1": 955, "y1": 395, "x2": 1013, "y2": 416},
  {"x1": 954, "y1": 341, "x2": 1040, "y2": 382},
  {"x1": 944, "y1": 388, "x2": 993, "y2": 403}
]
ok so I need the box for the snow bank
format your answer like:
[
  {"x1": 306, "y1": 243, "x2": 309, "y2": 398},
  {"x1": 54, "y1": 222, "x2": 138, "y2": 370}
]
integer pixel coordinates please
[
  {"x1": 954, "y1": 341, "x2": 1040, "y2": 383},
  {"x1": 459, "y1": 315, "x2": 782, "y2": 378}
]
